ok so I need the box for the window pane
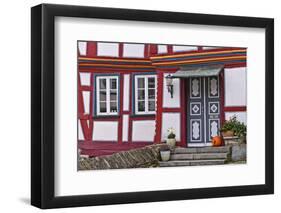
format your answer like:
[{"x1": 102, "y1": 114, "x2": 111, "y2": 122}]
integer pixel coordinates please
[
  {"x1": 99, "y1": 90, "x2": 106, "y2": 101},
  {"x1": 148, "y1": 101, "x2": 155, "y2": 111},
  {"x1": 137, "y1": 78, "x2": 145, "y2": 89},
  {"x1": 110, "y1": 78, "x2": 117, "y2": 89},
  {"x1": 148, "y1": 89, "x2": 155, "y2": 99},
  {"x1": 110, "y1": 90, "x2": 117, "y2": 101},
  {"x1": 148, "y1": 77, "x2": 155, "y2": 88},
  {"x1": 99, "y1": 102, "x2": 106, "y2": 113},
  {"x1": 99, "y1": 79, "x2": 106, "y2": 89},
  {"x1": 137, "y1": 101, "x2": 145, "y2": 112},
  {"x1": 137, "y1": 89, "x2": 145, "y2": 100},
  {"x1": 110, "y1": 101, "x2": 117, "y2": 112}
]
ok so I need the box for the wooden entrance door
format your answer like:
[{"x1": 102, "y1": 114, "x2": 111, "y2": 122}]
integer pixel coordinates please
[{"x1": 187, "y1": 76, "x2": 221, "y2": 146}]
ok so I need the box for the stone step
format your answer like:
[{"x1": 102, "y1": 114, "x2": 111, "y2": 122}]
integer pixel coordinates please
[
  {"x1": 170, "y1": 152, "x2": 228, "y2": 160},
  {"x1": 172, "y1": 146, "x2": 230, "y2": 154},
  {"x1": 159, "y1": 159, "x2": 226, "y2": 167}
]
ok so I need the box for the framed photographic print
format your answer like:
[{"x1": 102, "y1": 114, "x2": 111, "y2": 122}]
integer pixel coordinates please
[{"x1": 31, "y1": 3, "x2": 274, "y2": 209}]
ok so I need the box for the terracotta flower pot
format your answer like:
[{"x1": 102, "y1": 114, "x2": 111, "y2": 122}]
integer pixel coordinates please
[{"x1": 221, "y1": 130, "x2": 234, "y2": 137}]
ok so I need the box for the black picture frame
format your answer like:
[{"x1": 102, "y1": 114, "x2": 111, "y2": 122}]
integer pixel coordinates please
[{"x1": 31, "y1": 3, "x2": 274, "y2": 209}]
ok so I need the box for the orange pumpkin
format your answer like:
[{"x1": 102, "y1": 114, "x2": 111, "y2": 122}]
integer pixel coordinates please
[{"x1": 212, "y1": 136, "x2": 224, "y2": 147}]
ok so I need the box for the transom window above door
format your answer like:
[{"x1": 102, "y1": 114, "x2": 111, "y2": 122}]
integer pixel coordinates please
[
  {"x1": 134, "y1": 75, "x2": 157, "y2": 115},
  {"x1": 96, "y1": 75, "x2": 119, "y2": 116}
]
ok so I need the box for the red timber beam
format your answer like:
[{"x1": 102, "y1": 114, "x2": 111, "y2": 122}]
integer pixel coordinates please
[
  {"x1": 155, "y1": 71, "x2": 164, "y2": 143},
  {"x1": 117, "y1": 74, "x2": 124, "y2": 145},
  {"x1": 224, "y1": 106, "x2": 247, "y2": 112},
  {"x1": 87, "y1": 41, "x2": 97, "y2": 57},
  {"x1": 180, "y1": 78, "x2": 187, "y2": 147},
  {"x1": 220, "y1": 70, "x2": 225, "y2": 125},
  {"x1": 128, "y1": 73, "x2": 133, "y2": 144},
  {"x1": 78, "y1": 73, "x2": 92, "y2": 143}
]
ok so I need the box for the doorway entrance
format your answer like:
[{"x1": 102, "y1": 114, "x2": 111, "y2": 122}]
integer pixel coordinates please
[{"x1": 187, "y1": 76, "x2": 221, "y2": 147}]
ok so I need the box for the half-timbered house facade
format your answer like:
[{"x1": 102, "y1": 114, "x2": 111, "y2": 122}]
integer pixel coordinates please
[{"x1": 77, "y1": 41, "x2": 247, "y2": 156}]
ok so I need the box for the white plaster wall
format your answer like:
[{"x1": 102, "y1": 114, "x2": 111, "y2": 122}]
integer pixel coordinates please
[
  {"x1": 225, "y1": 112, "x2": 247, "y2": 124},
  {"x1": 161, "y1": 113, "x2": 181, "y2": 141},
  {"x1": 92, "y1": 121, "x2": 118, "y2": 141},
  {"x1": 78, "y1": 41, "x2": 87, "y2": 55},
  {"x1": 123, "y1": 74, "x2": 130, "y2": 111},
  {"x1": 82, "y1": 91, "x2": 90, "y2": 115},
  {"x1": 163, "y1": 73, "x2": 180, "y2": 108},
  {"x1": 78, "y1": 120, "x2": 84, "y2": 140},
  {"x1": 202, "y1": 46, "x2": 220, "y2": 50},
  {"x1": 132, "y1": 120, "x2": 155, "y2": 142},
  {"x1": 224, "y1": 67, "x2": 247, "y2": 106},
  {"x1": 122, "y1": 115, "x2": 129, "y2": 141},
  {"x1": 79, "y1": 72, "x2": 91, "y2": 86},
  {"x1": 97, "y1": 42, "x2": 119, "y2": 57},
  {"x1": 123, "y1": 43, "x2": 145, "y2": 58},
  {"x1": 173, "y1": 45, "x2": 198, "y2": 52},
  {"x1": 157, "y1": 45, "x2": 167, "y2": 54}
]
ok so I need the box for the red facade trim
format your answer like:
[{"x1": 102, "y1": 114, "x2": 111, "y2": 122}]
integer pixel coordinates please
[
  {"x1": 144, "y1": 44, "x2": 149, "y2": 58},
  {"x1": 162, "y1": 108, "x2": 181, "y2": 112},
  {"x1": 155, "y1": 72, "x2": 164, "y2": 143},
  {"x1": 93, "y1": 117, "x2": 119, "y2": 121},
  {"x1": 220, "y1": 70, "x2": 226, "y2": 124},
  {"x1": 128, "y1": 74, "x2": 133, "y2": 143},
  {"x1": 224, "y1": 106, "x2": 247, "y2": 112},
  {"x1": 79, "y1": 85, "x2": 91, "y2": 91},
  {"x1": 89, "y1": 73, "x2": 94, "y2": 141},
  {"x1": 87, "y1": 41, "x2": 97, "y2": 57},
  {"x1": 224, "y1": 62, "x2": 246, "y2": 68},
  {"x1": 153, "y1": 47, "x2": 246, "y2": 58},
  {"x1": 119, "y1": 43, "x2": 124, "y2": 57},
  {"x1": 79, "y1": 68, "x2": 154, "y2": 73},
  {"x1": 149, "y1": 44, "x2": 158, "y2": 56},
  {"x1": 118, "y1": 74, "x2": 124, "y2": 144},
  {"x1": 180, "y1": 79, "x2": 187, "y2": 147},
  {"x1": 131, "y1": 116, "x2": 156, "y2": 121},
  {"x1": 167, "y1": 45, "x2": 173, "y2": 54}
]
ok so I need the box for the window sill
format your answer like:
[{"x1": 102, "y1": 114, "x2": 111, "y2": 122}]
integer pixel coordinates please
[
  {"x1": 130, "y1": 114, "x2": 156, "y2": 118},
  {"x1": 93, "y1": 114, "x2": 120, "y2": 119}
]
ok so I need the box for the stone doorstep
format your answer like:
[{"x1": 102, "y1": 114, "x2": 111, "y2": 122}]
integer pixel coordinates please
[
  {"x1": 159, "y1": 159, "x2": 226, "y2": 167},
  {"x1": 170, "y1": 152, "x2": 228, "y2": 160},
  {"x1": 172, "y1": 146, "x2": 230, "y2": 154}
]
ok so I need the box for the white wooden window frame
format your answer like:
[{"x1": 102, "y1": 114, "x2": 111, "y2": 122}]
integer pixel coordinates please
[
  {"x1": 134, "y1": 75, "x2": 157, "y2": 115},
  {"x1": 96, "y1": 76, "x2": 119, "y2": 116}
]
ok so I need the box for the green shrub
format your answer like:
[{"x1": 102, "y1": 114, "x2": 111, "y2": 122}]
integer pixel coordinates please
[{"x1": 220, "y1": 115, "x2": 247, "y2": 137}]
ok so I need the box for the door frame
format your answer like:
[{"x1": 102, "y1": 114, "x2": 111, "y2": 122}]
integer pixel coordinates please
[{"x1": 185, "y1": 71, "x2": 225, "y2": 147}]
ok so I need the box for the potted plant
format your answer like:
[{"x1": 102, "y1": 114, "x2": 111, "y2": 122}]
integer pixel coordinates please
[
  {"x1": 166, "y1": 127, "x2": 176, "y2": 148},
  {"x1": 220, "y1": 115, "x2": 247, "y2": 143},
  {"x1": 159, "y1": 144, "x2": 171, "y2": 161}
]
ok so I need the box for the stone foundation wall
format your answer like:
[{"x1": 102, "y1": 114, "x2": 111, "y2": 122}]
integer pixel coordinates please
[
  {"x1": 79, "y1": 144, "x2": 165, "y2": 170},
  {"x1": 230, "y1": 143, "x2": 247, "y2": 161}
]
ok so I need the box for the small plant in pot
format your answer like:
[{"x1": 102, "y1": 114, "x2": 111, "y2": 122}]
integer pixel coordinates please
[
  {"x1": 220, "y1": 115, "x2": 247, "y2": 143},
  {"x1": 166, "y1": 127, "x2": 176, "y2": 148},
  {"x1": 160, "y1": 144, "x2": 171, "y2": 161}
]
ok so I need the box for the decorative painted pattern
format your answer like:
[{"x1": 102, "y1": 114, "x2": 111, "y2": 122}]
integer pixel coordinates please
[
  {"x1": 191, "y1": 119, "x2": 201, "y2": 141},
  {"x1": 190, "y1": 102, "x2": 201, "y2": 115},
  {"x1": 190, "y1": 78, "x2": 201, "y2": 98},
  {"x1": 209, "y1": 102, "x2": 220, "y2": 114},
  {"x1": 209, "y1": 119, "x2": 220, "y2": 140},
  {"x1": 209, "y1": 76, "x2": 219, "y2": 97}
]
